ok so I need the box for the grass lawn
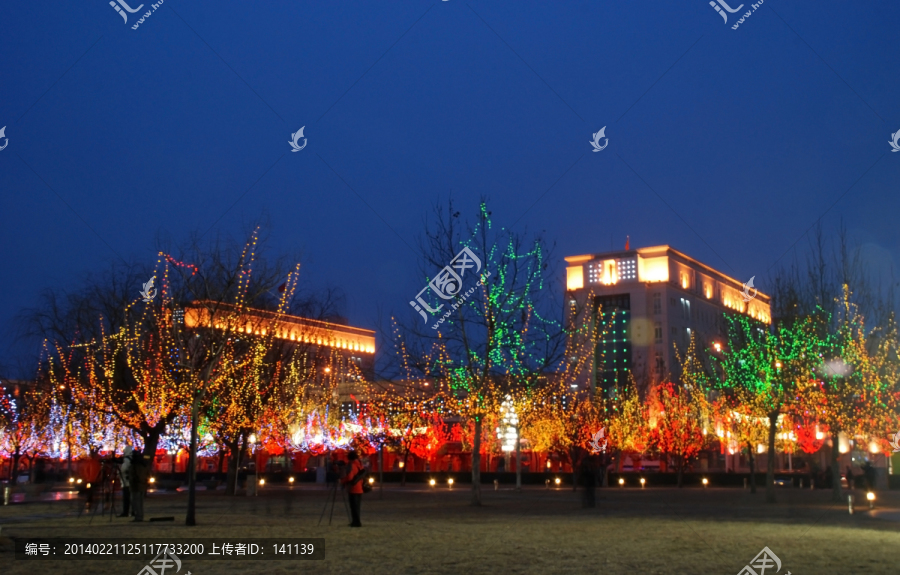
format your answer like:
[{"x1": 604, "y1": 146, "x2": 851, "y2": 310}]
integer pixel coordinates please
[{"x1": 1, "y1": 482, "x2": 898, "y2": 574}]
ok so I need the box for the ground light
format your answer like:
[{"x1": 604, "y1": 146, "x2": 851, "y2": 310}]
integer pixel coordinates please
[
  {"x1": 86, "y1": 483, "x2": 91, "y2": 489},
  {"x1": 640, "y1": 478, "x2": 646, "y2": 489},
  {"x1": 618, "y1": 478, "x2": 625, "y2": 487},
  {"x1": 702, "y1": 478, "x2": 708, "y2": 488},
  {"x1": 429, "y1": 479, "x2": 436, "y2": 487},
  {"x1": 76, "y1": 479, "x2": 83, "y2": 484},
  {"x1": 259, "y1": 479, "x2": 265, "y2": 486},
  {"x1": 288, "y1": 477, "x2": 295, "y2": 484},
  {"x1": 554, "y1": 477, "x2": 561, "y2": 487},
  {"x1": 148, "y1": 477, "x2": 155, "y2": 484},
  {"x1": 867, "y1": 492, "x2": 875, "y2": 509},
  {"x1": 448, "y1": 478, "x2": 454, "y2": 489},
  {"x1": 848, "y1": 494, "x2": 854, "y2": 515},
  {"x1": 368, "y1": 477, "x2": 375, "y2": 486}
]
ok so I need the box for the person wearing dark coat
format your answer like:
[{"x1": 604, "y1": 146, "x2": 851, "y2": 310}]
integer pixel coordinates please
[
  {"x1": 129, "y1": 449, "x2": 149, "y2": 522},
  {"x1": 580, "y1": 456, "x2": 597, "y2": 508}
]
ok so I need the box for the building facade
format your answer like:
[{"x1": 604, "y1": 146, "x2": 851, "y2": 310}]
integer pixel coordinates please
[{"x1": 564, "y1": 245, "x2": 771, "y2": 396}]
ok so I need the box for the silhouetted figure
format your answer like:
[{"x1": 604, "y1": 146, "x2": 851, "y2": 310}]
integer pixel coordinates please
[
  {"x1": 580, "y1": 457, "x2": 596, "y2": 508},
  {"x1": 129, "y1": 449, "x2": 149, "y2": 522}
]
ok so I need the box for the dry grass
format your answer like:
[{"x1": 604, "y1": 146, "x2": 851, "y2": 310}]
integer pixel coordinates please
[{"x1": 1, "y1": 483, "x2": 898, "y2": 574}]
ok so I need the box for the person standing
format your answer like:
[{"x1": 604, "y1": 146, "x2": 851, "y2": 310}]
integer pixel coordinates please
[
  {"x1": 341, "y1": 451, "x2": 366, "y2": 527},
  {"x1": 129, "y1": 449, "x2": 149, "y2": 522},
  {"x1": 118, "y1": 445, "x2": 133, "y2": 518}
]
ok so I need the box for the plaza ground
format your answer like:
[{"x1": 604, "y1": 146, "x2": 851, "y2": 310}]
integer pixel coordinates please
[{"x1": 1, "y1": 483, "x2": 898, "y2": 574}]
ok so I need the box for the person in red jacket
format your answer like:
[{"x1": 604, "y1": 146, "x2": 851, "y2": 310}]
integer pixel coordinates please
[{"x1": 341, "y1": 451, "x2": 366, "y2": 527}]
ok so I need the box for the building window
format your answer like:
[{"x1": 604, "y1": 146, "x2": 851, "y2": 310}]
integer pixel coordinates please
[
  {"x1": 654, "y1": 323, "x2": 662, "y2": 344},
  {"x1": 653, "y1": 293, "x2": 661, "y2": 315},
  {"x1": 680, "y1": 298, "x2": 691, "y2": 320}
]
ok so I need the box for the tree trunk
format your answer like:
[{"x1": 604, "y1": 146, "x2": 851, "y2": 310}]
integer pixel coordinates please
[
  {"x1": 11, "y1": 446, "x2": 22, "y2": 482},
  {"x1": 66, "y1": 420, "x2": 73, "y2": 480},
  {"x1": 765, "y1": 411, "x2": 778, "y2": 504},
  {"x1": 747, "y1": 441, "x2": 756, "y2": 494},
  {"x1": 185, "y1": 398, "x2": 201, "y2": 526},
  {"x1": 676, "y1": 454, "x2": 684, "y2": 488},
  {"x1": 225, "y1": 437, "x2": 240, "y2": 496},
  {"x1": 470, "y1": 418, "x2": 482, "y2": 506},
  {"x1": 379, "y1": 445, "x2": 384, "y2": 500},
  {"x1": 143, "y1": 427, "x2": 163, "y2": 467},
  {"x1": 830, "y1": 431, "x2": 843, "y2": 503},
  {"x1": 515, "y1": 426, "x2": 522, "y2": 490},
  {"x1": 401, "y1": 448, "x2": 409, "y2": 487},
  {"x1": 570, "y1": 447, "x2": 578, "y2": 492}
]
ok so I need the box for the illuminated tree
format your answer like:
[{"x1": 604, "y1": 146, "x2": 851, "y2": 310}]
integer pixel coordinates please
[
  {"x1": 604, "y1": 379, "x2": 651, "y2": 477},
  {"x1": 801, "y1": 288, "x2": 900, "y2": 500},
  {"x1": 648, "y1": 334, "x2": 714, "y2": 487},
  {"x1": 390, "y1": 199, "x2": 598, "y2": 505},
  {"x1": 648, "y1": 382, "x2": 707, "y2": 487},
  {"x1": 526, "y1": 385, "x2": 601, "y2": 490},
  {"x1": 0, "y1": 383, "x2": 49, "y2": 481},
  {"x1": 715, "y1": 313, "x2": 825, "y2": 503}
]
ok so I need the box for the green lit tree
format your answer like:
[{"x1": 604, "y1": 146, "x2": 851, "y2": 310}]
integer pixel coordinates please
[
  {"x1": 390, "y1": 199, "x2": 596, "y2": 505},
  {"x1": 714, "y1": 314, "x2": 825, "y2": 503}
]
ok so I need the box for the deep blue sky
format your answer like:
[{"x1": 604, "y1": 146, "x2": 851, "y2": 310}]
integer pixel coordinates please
[{"x1": 1, "y1": 1, "x2": 898, "y2": 372}]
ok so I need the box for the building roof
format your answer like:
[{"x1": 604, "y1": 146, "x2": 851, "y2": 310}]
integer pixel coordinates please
[{"x1": 565, "y1": 244, "x2": 770, "y2": 302}]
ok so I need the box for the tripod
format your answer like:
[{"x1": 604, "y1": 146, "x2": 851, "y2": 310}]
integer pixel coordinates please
[
  {"x1": 84, "y1": 461, "x2": 118, "y2": 523},
  {"x1": 317, "y1": 479, "x2": 351, "y2": 526}
]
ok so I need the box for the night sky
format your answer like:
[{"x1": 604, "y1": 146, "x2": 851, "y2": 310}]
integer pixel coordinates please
[{"x1": 1, "y1": 1, "x2": 898, "y2": 372}]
